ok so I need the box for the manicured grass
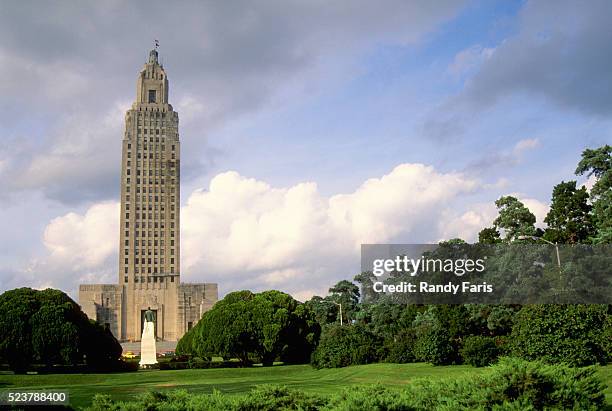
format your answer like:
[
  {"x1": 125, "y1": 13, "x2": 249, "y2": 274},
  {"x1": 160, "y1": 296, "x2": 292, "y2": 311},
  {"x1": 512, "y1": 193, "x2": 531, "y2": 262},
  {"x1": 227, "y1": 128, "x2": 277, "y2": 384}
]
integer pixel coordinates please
[{"x1": 0, "y1": 363, "x2": 610, "y2": 409}]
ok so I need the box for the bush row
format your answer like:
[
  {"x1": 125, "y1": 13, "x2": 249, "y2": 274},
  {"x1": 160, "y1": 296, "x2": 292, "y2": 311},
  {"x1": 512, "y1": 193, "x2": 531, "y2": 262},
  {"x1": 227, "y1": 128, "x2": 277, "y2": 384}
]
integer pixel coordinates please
[
  {"x1": 86, "y1": 358, "x2": 605, "y2": 410},
  {"x1": 312, "y1": 304, "x2": 610, "y2": 369}
]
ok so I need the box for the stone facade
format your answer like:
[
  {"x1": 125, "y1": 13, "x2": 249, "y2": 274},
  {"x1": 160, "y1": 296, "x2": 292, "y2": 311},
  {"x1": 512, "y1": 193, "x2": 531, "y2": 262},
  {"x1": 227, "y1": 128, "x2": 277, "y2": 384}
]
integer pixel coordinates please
[{"x1": 79, "y1": 48, "x2": 218, "y2": 342}]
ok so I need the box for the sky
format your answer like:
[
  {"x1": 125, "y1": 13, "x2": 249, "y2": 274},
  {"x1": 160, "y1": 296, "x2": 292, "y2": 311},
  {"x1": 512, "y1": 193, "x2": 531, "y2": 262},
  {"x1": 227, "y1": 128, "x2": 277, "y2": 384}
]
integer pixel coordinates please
[{"x1": 0, "y1": 0, "x2": 610, "y2": 301}]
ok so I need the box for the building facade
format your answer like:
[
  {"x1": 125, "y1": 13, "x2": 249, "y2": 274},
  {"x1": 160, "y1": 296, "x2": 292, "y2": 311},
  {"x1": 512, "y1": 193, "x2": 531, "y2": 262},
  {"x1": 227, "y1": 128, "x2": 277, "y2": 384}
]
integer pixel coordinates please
[{"x1": 79, "y1": 48, "x2": 217, "y2": 342}]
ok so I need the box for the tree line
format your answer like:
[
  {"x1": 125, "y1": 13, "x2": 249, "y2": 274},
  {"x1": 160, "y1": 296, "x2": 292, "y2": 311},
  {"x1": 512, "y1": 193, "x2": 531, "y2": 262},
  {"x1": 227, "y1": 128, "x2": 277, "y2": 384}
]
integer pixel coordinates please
[{"x1": 177, "y1": 145, "x2": 611, "y2": 369}]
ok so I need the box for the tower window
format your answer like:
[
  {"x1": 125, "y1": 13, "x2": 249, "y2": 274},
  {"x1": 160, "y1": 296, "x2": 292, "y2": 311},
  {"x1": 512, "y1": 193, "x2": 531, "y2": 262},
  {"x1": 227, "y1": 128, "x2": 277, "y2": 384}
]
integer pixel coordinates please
[{"x1": 148, "y1": 90, "x2": 156, "y2": 103}]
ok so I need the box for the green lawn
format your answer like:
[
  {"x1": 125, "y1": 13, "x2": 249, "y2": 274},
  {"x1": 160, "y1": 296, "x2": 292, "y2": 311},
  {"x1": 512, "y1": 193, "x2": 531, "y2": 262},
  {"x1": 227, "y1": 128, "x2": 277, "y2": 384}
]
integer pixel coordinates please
[{"x1": 0, "y1": 363, "x2": 610, "y2": 410}]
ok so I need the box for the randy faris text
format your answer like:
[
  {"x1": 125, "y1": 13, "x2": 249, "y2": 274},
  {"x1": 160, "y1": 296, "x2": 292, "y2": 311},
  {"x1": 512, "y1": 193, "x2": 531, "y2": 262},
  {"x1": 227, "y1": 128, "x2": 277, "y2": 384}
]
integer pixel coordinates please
[{"x1": 373, "y1": 281, "x2": 493, "y2": 295}]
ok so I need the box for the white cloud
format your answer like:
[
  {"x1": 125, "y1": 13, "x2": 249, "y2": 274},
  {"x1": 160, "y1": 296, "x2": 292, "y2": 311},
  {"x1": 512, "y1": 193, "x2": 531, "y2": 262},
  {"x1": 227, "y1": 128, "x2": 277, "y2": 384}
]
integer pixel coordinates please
[
  {"x1": 437, "y1": 193, "x2": 550, "y2": 242},
  {"x1": 437, "y1": 202, "x2": 497, "y2": 242},
  {"x1": 181, "y1": 164, "x2": 478, "y2": 295},
  {"x1": 11, "y1": 166, "x2": 554, "y2": 301},
  {"x1": 43, "y1": 201, "x2": 119, "y2": 270},
  {"x1": 520, "y1": 197, "x2": 549, "y2": 228}
]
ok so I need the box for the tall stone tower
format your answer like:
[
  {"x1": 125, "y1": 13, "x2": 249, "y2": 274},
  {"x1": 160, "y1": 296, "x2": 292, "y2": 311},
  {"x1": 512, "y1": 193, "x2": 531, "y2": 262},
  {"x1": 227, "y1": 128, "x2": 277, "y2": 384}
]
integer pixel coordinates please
[{"x1": 79, "y1": 47, "x2": 218, "y2": 342}]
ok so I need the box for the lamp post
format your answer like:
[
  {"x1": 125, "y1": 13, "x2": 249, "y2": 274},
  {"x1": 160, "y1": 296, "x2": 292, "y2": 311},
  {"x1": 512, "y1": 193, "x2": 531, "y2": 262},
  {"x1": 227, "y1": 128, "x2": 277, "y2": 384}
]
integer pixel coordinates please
[
  {"x1": 323, "y1": 300, "x2": 343, "y2": 325},
  {"x1": 518, "y1": 235, "x2": 561, "y2": 268},
  {"x1": 335, "y1": 302, "x2": 343, "y2": 326}
]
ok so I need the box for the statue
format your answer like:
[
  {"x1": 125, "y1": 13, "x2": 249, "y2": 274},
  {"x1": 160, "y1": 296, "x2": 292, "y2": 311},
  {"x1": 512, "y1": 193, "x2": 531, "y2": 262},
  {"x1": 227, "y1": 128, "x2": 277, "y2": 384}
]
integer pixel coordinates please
[
  {"x1": 139, "y1": 306, "x2": 158, "y2": 367},
  {"x1": 144, "y1": 307, "x2": 155, "y2": 323}
]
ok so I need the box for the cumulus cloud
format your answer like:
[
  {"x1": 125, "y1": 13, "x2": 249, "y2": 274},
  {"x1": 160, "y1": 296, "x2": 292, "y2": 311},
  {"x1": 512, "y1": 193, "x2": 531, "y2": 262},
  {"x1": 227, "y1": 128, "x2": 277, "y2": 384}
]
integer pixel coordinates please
[
  {"x1": 437, "y1": 192, "x2": 549, "y2": 242},
  {"x1": 43, "y1": 202, "x2": 119, "y2": 270},
  {"x1": 14, "y1": 163, "x2": 555, "y2": 301},
  {"x1": 179, "y1": 164, "x2": 479, "y2": 296},
  {"x1": 22, "y1": 163, "x2": 486, "y2": 300},
  {"x1": 519, "y1": 196, "x2": 549, "y2": 228},
  {"x1": 437, "y1": 203, "x2": 498, "y2": 242},
  {"x1": 11, "y1": 201, "x2": 121, "y2": 297}
]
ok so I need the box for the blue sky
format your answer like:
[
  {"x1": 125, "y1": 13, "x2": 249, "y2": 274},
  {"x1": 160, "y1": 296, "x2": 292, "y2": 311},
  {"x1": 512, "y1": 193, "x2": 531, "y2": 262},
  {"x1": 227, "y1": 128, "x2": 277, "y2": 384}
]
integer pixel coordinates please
[{"x1": 0, "y1": 0, "x2": 610, "y2": 300}]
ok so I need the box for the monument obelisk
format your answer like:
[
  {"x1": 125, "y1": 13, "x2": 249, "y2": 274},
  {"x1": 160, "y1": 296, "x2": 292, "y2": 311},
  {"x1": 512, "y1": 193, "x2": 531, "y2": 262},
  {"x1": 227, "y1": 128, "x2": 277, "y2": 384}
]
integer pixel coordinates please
[{"x1": 139, "y1": 307, "x2": 158, "y2": 367}]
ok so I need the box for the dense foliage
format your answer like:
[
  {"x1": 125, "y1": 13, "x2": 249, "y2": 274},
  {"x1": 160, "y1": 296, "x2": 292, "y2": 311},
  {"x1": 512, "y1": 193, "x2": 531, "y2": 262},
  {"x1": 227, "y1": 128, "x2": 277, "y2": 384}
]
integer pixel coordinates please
[
  {"x1": 307, "y1": 145, "x2": 611, "y2": 368},
  {"x1": 311, "y1": 324, "x2": 381, "y2": 369},
  {"x1": 459, "y1": 335, "x2": 500, "y2": 367},
  {"x1": 511, "y1": 304, "x2": 609, "y2": 366},
  {"x1": 0, "y1": 288, "x2": 122, "y2": 373},
  {"x1": 85, "y1": 358, "x2": 605, "y2": 410},
  {"x1": 176, "y1": 290, "x2": 319, "y2": 366}
]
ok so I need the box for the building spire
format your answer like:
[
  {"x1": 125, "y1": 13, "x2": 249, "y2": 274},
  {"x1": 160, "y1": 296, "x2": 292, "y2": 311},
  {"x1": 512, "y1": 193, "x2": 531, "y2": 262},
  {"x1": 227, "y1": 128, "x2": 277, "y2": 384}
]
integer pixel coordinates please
[{"x1": 148, "y1": 49, "x2": 158, "y2": 64}]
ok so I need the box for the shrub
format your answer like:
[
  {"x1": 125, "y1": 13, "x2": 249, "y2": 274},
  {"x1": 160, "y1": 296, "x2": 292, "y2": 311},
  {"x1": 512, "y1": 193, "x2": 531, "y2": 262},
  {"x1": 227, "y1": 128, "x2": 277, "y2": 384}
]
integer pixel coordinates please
[
  {"x1": 311, "y1": 324, "x2": 380, "y2": 369},
  {"x1": 511, "y1": 304, "x2": 609, "y2": 366},
  {"x1": 324, "y1": 384, "x2": 413, "y2": 411},
  {"x1": 326, "y1": 358, "x2": 605, "y2": 410},
  {"x1": 234, "y1": 385, "x2": 327, "y2": 410},
  {"x1": 414, "y1": 324, "x2": 454, "y2": 365},
  {"x1": 383, "y1": 329, "x2": 416, "y2": 364},
  {"x1": 85, "y1": 359, "x2": 605, "y2": 410},
  {"x1": 87, "y1": 387, "x2": 327, "y2": 411},
  {"x1": 460, "y1": 335, "x2": 499, "y2": 367}
]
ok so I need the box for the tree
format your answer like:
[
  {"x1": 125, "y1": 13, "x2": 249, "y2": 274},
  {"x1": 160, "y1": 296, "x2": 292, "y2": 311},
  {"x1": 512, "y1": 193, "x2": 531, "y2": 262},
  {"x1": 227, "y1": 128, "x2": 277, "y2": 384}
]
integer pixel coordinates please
[
  {"x1": 0, "y1": 288, "x2": 122, "y2": 372},
  {"x1": 575, "y1": 145, "x2": 611, "y2": 198},
  {"x1": 478, "y1": 227, "x2": 501, "y2": 244},
  {"x1": 493, "y1": 196, "x2": 537, "y2": 242},
  {"x1": 31, "y1": 304, "x2": 80, "y2": 366},
  {"x1": 328, "y1": 280, "x2": 360, "y2": 323},
  {"x1": 184, "y1": 290, "x2": 318, "y2": 366},
  {"x1": 250, "y1": 291, "x2": 318, "y2": 365},
  {"x1": 304, "y1": 296, "x2": 338, "y2": 326},
  {"x1": 543, "y1": 181, "x2": 594, "y2": 244},
  {"x1": 0, "y1": 288, "x2": 39, "y2": 372},
  {"x1": 310, "y1": 324, "x2": 381, "y2": 368},
  {"x1": 575, "y1": 145, "x2": 612, "y2": 243},
  {"x1": 353, "y1": 271, "x2": 378, "y2": 303}
]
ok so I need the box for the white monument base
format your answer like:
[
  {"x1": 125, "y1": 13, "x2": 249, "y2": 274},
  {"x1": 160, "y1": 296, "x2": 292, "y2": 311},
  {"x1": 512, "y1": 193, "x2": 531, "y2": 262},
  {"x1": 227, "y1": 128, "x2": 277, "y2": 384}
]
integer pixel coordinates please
[{"x1": 139, "y1": 320, "x2": 158, "y2": 367}]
